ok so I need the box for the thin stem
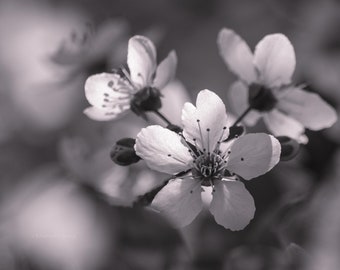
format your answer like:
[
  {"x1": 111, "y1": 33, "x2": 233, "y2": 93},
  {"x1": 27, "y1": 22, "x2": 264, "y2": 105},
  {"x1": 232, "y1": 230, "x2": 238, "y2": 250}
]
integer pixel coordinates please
[
  {"x1": 231, "y1": 106, "x2": 252, "y2": 127},
  {"x1": 133, "y1": 169, "x2": 191, "y2": 207},
  {"x1": 153, "y1": 110, "x2": 172, "y2": 126}
]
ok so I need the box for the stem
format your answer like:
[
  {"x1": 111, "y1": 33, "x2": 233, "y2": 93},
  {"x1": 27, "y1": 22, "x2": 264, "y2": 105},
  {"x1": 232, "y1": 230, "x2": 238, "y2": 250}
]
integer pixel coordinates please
[
  {"x1": 153, "y1": 110, "x2": 172, "y2": 126},
  {"x1": 133, "y1": 170, "x2": 191, "y2": 207},
  {"x1": 231, "y1": 106, "x2": 252, "y2": 127}
]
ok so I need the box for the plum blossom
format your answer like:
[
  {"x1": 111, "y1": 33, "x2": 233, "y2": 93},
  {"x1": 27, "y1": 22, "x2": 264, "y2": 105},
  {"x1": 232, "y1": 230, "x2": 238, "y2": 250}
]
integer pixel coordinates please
[
  {"x1": 218, "y1": 28, "x2": 337, "y2": 143},
  {"x1": 84, "y1": 35, "x2": 177, "y2": 121},
  {"x1": 135, "y1": 90, "x2": 281, "y2": 230}
]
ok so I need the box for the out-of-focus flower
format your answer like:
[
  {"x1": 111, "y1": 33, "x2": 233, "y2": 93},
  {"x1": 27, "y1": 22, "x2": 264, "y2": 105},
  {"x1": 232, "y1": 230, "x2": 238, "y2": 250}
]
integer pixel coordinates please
[
  {"x1": 135, "y1": 89, "x2": 281, "y2": 230},
  {"x1": 218, "y1": 28, "x2": 337, "y2": 143},
  {"x1": 0, "y1": 1, "x2": 129, "y2": 136},
  {"x1": 84, "y1": 35, "x2": 177, "y2": 120},
  {"x1": 0, "y1": 165, "x2": 115, "y2": 270}
]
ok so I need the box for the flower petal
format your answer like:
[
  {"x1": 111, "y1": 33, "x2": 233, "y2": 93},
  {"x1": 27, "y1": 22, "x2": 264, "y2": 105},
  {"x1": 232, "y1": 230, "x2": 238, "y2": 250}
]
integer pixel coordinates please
[
  {"x1": 254, "y1": 34, "x2": 295, "y2": 88},
  {"x1": 151, "y1": 178, "x2": 203, "y2": 227},
  {"x1": 127, "y1": 35, "x2": 157, "y2": 88},
  {"x1": 135, "y1": 125, "x2": 192, "y2": 174},
  {"x1": 229, "y1": 81, "x2": 262, "y2": 126},
  {"x1": 227, "y1": 133, "x2": 281, "y2": 180},
  {"x1": 182, "y1": 89, "x2": 229, "y2": 151},
  {"x1": 263, "y1": 109, "x2": 308, "y2": 144},
  {"x1": 217, "y1": 28, "x2": 257, "y2": 84},
  {"x1": 83, "y1": 106, "x2": 129, "y2": 121},
  {"x1": 210, "y1": 180, "x2": 255, "y2": 231},
  {"x1": 277, "y1": 87, "x2": 337, "y2": 130},
  {"x1": 153, "y1": 50, "x2": 177, "y2": 89},
  {"x1": 84, "y1": 72, "x2": 132, "y2": 110}
]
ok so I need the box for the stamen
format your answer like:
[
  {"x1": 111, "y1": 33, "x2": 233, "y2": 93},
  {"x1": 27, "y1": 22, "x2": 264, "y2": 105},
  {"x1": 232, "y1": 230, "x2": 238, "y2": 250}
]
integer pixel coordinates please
[
  {"x1": 166, "y1": 153, "x2": 188, "y2": 165},
  {"x1": 214, "y1": 126, "x2": 228, "y2": 152},
  {"x1": 196, "y1": 119, "x2": 205, "y2": 151},
  {"x1": 206, "y1": 128, "x2": 210, "y2": 154},
  {"x1": 179, "y1": 133, "x2": 199, "y2": 159},
  {"x1": 121, "y1": 68, "x2": 137, "y2": 90}
]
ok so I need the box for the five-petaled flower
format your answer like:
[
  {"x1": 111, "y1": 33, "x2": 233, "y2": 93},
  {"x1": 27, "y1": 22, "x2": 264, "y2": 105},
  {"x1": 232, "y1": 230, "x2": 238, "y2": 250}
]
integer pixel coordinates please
[
  {"x1": 84, "y1": 35, "x2": 177, "y2": 120},
  {"x1": 218, "y1": 28, "x2": 337, "y2": 143},
  {"x1": 135, "y1": 90, "x2": 281, "y2": 230}
]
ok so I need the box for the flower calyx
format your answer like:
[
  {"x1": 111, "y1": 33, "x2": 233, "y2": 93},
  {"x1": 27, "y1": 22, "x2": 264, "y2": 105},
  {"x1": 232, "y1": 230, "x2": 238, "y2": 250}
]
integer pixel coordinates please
[
  {"x1": 248, "y1": 83, "x2": 278, "y2": 112},
  {"x1": 130, "y1": 87, "x2": 162, "y2": 116}
]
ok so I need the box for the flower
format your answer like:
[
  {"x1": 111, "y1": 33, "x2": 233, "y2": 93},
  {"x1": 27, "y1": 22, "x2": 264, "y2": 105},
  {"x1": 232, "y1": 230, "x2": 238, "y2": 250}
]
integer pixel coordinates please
[
  {"x1": 135, "y1": 89, "x2": 281, "y2": 230},
  {"x1": 217, "y1": 28, "x2": 337, "y2": 143},
  {"x1": 84, "y1": 35, "x2": 177, "y2": 121}
]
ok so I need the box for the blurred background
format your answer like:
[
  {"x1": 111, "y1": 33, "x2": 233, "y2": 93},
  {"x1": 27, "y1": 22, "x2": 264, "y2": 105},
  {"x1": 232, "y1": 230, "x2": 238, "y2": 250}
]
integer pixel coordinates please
[{"x1": 0, "y1": 0, "x2": 339, "y2": 269}]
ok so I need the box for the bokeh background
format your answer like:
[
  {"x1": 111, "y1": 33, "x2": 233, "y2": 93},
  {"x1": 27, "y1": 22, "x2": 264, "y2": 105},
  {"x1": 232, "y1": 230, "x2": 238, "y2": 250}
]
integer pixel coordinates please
[{"x1": 0, "y1": 0, "x2": 339, "y2": 269}]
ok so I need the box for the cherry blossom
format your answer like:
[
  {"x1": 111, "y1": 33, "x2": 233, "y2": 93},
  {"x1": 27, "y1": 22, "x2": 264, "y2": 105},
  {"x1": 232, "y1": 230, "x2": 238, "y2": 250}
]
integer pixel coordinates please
[
  {"x1": 135, "y1": 89, "x2": 281, "y2": 230},
  {"x1": 84, "y1": 35, "x2": 177, "y2": 121},
  {"x1": 218, "y1": 28, "x2": 337, "y2": 143}
]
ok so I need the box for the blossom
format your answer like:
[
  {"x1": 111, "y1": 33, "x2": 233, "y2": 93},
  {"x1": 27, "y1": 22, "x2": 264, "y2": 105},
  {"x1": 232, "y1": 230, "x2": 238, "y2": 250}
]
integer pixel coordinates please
[
  {"x1": 84, "y1": 35, "x2": 177, "y2": 121},
  {"x1": 217, "y1": 28, "x2": 337, "y2": 143},
  {"x1": 135, "y1": 89, "x2": 281, "y2": 230}
]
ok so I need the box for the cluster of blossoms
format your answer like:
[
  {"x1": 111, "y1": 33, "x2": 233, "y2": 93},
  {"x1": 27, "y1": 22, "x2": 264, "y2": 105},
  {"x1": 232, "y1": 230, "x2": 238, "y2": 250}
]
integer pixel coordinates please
[{"x1": 84, "y1": 29, "x2": 337, "y2": 230}]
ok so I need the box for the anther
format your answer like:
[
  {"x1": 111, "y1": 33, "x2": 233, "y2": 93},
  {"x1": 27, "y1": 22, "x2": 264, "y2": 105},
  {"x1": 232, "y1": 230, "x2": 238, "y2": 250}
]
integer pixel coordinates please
[{"x1": 241, "y1": 157, "x2": 244, "y2": 161}]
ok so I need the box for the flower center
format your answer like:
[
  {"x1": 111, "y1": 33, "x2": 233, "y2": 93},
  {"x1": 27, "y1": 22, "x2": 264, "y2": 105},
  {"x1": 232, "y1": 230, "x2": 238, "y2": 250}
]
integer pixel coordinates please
[
  {"x1": 192, "y1": 152, "x2": 226, "y2": 185},
  {"x1": 248, "y1": 83, "x2": 278, "y2": 112},
  {"x1": 130, "y1": 87, "x2": 162, "y2": 115}
]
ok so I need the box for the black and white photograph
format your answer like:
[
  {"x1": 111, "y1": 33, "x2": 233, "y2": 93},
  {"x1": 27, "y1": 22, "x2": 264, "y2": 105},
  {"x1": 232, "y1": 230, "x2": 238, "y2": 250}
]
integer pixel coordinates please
[{"x1": 0, "y1": 0, "x2": 339, "y2": 269}]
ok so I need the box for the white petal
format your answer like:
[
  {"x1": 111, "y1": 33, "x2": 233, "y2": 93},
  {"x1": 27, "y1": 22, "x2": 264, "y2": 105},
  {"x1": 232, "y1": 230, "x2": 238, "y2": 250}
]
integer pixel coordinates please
[
  {"x1": 153, "y1": 50, "x2": 177, "y2": 89},
  {"x1": 210, "y1": 180, "x2": 255, "y2": 231},
  {"x1": 127, "y1": 35, "x2": 157, "y2": 88},
  {"x1": 151, "y1": 178, "x2": 203, "y2": 227},
  {"x1": 83, "y1": 106, "x2": 129, "y2": 121},
  {"x1": 254, "y1": 34, "x2": 296, "y2": 88},
  {"x1": 182, "y1": 89, "x2": 229, "y2": 151},
  {"x1": 277, "y1": 87, "x2": 337, "y2": 130},
  {"x1": 135, "y1": 125, "x2": 192, "y2": 174},
  {"x1": 227, "y1": 133, "x2": 281, "y2": 180},
  {"x1": 84, "y1": 73, "x2": 133, "y2": 109},
  {"x1": 229, "y1": 81, "x2": 262, "y2": 126},
  {"x1": 217, "y1": 28, "x2": 257, "y2": 84},
  {"x1": 263, "y1": 109, "x2": 308, "y2": 143}
]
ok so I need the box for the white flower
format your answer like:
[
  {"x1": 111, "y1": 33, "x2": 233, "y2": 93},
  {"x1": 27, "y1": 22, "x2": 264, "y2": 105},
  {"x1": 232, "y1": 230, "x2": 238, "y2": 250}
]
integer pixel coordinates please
[
  {"x1": 84, "y1": 35, "x2": 177, "y2": 121},
  {"x1": 218, "y1": 28, "x2": 337, "y2": 144},
  {"x1": 135, "y1": 90, "x2": 281, "y2": 230}
]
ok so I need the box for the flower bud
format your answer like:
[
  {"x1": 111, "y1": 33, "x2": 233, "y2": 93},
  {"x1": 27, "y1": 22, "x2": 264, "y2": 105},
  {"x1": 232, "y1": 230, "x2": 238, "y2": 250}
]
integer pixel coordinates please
[
  {"x1": 224, "y1": 125, "x2": 245, "y2": 142},
  {"x1": 110, "y1": 138, "x2": 141, "y2": 166},
  {"x1": 130, "y1": 87, "x2": 162, "y2": 116},
  {"x1": 277, "y1": 136, "x2": 300, "y2": 161}
]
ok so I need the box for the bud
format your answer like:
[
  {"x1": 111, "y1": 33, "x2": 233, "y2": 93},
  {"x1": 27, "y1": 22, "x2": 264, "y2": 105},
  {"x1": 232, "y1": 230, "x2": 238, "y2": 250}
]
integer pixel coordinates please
[
  {"x1": 277, "y1": 136, "x2": 300, "y2": 161},
  {"x1": 110, "y1": 138, "x2": 141, "y2": 166},
  {"x1": 224, "y1": 125, "x2": 245, "y2": 142},
  {"x1": 248, "y1": 83, "x2": 277, "y2": 111},
  {"x1": 130, "y1": 87, "x2": 162, "y2": 116}
]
